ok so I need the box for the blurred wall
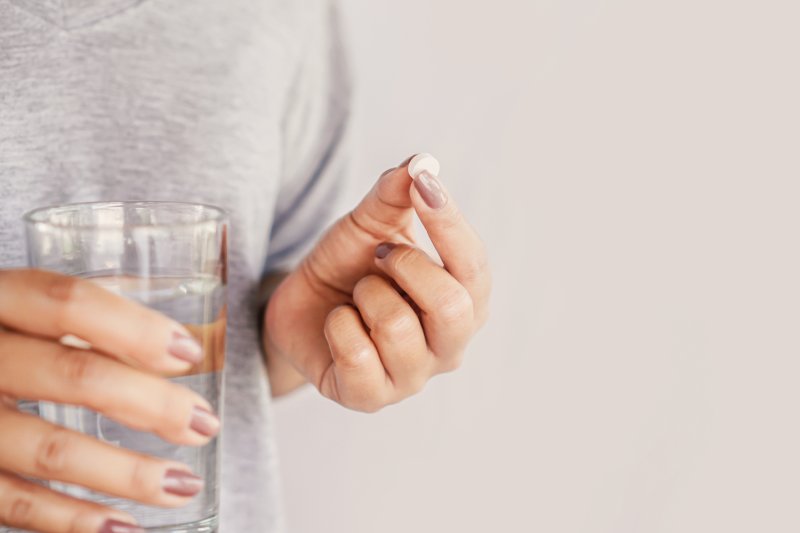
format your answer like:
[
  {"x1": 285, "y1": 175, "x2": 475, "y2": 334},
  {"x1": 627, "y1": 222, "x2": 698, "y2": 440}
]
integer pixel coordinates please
[{"x1": 274, "y1": 1, "x2": 800, "y2": 532}]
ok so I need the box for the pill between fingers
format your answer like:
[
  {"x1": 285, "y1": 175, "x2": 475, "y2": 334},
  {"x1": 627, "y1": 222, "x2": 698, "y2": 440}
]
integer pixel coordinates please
[{"x1": 407, "y1": 153, "x2": 440, "y2": 179}]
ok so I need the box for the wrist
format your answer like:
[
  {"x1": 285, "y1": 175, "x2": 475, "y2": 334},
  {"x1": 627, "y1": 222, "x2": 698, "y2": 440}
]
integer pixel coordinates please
[{"x1": 260, "y1": 272, "x2": 309, "y2": 397}]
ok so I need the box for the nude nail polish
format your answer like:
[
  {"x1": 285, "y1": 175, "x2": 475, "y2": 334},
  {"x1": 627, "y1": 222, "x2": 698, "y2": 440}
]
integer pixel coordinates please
[
  {"x1": 168, "y1": 331, "x2": 203, "y2": 364},
  {"x1": 414, "y1": 170, "x2": 448, "y2": 209},
  {"x1": 190, "y1": 406, "x2": 220, "y2": 437},
  {"x1": 375, "y1": 242, "x2": 396, "y2": 259},
  {"x1": 98, "y1": 519, "x2": 145, "y2": 533},
  {"x1": 162, "y1": 469, "x2": 204, "y2": 497}
]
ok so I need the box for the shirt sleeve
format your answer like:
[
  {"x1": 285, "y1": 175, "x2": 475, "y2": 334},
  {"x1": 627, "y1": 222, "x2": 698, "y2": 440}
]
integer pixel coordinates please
[{"x1": 263, "y1": 2, "x2": 353, "y2": 274}]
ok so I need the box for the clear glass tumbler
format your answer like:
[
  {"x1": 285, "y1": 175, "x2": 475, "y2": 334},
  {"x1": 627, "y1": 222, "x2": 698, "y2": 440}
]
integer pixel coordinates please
[{"x1": 23, "y1": 201, "x2": 228, "y2": 532}]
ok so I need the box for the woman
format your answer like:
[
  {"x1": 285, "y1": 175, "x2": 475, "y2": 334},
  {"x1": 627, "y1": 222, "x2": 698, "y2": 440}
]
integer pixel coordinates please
[{"x1": 0, "y1": 0, "x2": 490, "y2": 531}]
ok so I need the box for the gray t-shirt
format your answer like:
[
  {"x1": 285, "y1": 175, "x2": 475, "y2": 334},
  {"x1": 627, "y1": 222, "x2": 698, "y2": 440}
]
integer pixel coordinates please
[{"x1": 0, "y1": 0, "x2": 351, "y2": 530}]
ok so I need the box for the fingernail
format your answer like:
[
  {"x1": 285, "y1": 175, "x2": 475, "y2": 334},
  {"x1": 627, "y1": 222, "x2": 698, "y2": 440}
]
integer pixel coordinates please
[
  {"x1": 98, "y1": 519, "x2": 145, "y2": 533},
  {"x1": 375, "y1": 242, "x2": 396, "y2": 259},
  {"x1": 162, "y1": 469, "x2": 204, "y2": 497},
  {"x1": 379, "y1": 167, "x2": 396, "y2": 178},
  {"x1": 414, "y1": 170, "x2": 448, "y2": 209},
  {"x1": 168, "y1": 331, "x2": 203, "y2": 364},
  {"x1": 190, "y1": 405, "x2": 220, "y2": 437},
  {"x1": 407, "y1": 153, "x2": 441, "y2": 179}
]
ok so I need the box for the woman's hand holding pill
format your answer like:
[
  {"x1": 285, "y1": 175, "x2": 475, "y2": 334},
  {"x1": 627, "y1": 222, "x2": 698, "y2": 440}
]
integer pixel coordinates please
[{"x1": 264, "y1": 154, "x2": 491, "y2": 411}]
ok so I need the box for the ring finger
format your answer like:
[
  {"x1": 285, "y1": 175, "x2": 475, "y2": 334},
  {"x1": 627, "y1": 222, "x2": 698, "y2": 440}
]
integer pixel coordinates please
[
  {"x1": 0, "y1": 330, "x2": 219, "y2": 446},
  {"x1": 352, "y1": 275, "x2": 430, "y2": 396},
  {"x1": 0, "y1": 407, "x2": 204, "y2": 508}
]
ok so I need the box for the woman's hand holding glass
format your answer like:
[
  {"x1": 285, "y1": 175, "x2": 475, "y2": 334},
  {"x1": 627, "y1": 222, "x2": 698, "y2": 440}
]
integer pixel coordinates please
[{"x1": 0, "y1": 270, "x2": 219, "y2": 533}]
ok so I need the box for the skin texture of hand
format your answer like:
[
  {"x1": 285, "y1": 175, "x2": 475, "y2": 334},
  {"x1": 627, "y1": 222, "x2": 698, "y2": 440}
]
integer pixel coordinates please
[
  {"x1": 0, "y1": 270, "x2": 220, "y2": 533},
  {"x1": 264, "y1": 156, "x2": 491, "y2": 412}
]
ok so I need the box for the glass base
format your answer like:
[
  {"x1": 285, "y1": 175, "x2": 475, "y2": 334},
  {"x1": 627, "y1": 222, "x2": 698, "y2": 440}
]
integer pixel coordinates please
[
  {"x1": 143, "y1": 514, "x2": 217, "y2": 532},
  {"x1": 0, "y1": 514, "x2": 216, "y2": 533}
]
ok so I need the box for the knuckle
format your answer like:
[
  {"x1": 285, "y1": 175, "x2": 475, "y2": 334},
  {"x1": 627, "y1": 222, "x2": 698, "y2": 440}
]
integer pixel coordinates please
[
  {"x1": 435, "y1": 287, "x2": 474, "y2": 324},
  {"x1": 325, "y1": 306, "x2": 354, "y2": 333},
  {"x1": 462, "y1": 253, "x2": 490, "y2": 284},
  {"x1": 388, "y1": 246, "x2": 418, "y2": 273},
  {"x1": 335, "y1": 343, "x2": 373, "y2": 371},
  {"x1": 5, "y1": 488, "x2": 34, "y2": 528},
  {"x1": 373, "y1": 311, "x2": 417, "y2": 343},
  {"x1": 35, "y1": 428, "x2": 73, "y2": 476},
  {"x1": 48, "y1": 276, "x2": 84, "y2": 332},
  {"x1": 55, "y1": 347, "x2": 100, "y2": 390},
  {"x1": 352, "y1": 275, "x2": 381, "y2": 301},
  {"x1": 47, "y1": 274, "x2": 83, "y2": 303}
]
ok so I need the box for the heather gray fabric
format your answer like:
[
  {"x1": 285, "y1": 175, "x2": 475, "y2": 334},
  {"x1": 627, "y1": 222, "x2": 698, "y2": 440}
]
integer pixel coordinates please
[{"x1": 0, "y1": 0, "x2": 351, "y2": 530}]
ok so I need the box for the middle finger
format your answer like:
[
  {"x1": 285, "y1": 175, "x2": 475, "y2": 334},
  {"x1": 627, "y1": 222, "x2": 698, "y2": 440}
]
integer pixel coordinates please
[
  {"x1": 352, "y1": 275, "x2": 431, "y2": 396},
  {"x1": 0, "y1": 330, "x2": 219, "y2": 446},
  {"x1": 373, "y1": 243, "x2": 474, "y2": 361}
]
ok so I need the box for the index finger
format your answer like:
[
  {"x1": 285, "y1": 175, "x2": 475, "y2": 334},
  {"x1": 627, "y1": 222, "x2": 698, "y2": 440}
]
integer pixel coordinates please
[
  {"x1": 403, "y1": 155, "x2": 491, "y2": 305},
  {"x1": 0, "y1": 270, "x2": 202, "y2": 374}
]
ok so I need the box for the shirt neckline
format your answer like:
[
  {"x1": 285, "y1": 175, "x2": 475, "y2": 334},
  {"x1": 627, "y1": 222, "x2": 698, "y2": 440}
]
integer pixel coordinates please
[{"x1": 9, "y1": 0, "x2": 146, "y2": 30}]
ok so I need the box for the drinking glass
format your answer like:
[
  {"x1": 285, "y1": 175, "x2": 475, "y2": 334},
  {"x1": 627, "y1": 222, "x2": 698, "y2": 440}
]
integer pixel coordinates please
[{"x1": 23, "y1": 201, "x2": 227, "y2": 532}]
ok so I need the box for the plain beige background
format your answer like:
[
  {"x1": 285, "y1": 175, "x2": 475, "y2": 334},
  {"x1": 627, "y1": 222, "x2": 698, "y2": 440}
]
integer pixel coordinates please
[{"x1": 274, "y1": 1, "x2": 800, "y2": 532}]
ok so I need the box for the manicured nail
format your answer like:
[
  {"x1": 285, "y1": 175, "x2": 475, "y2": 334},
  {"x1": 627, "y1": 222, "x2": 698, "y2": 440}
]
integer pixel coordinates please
[
  {"x1": 380, "y1": 167, "x2": 396, "y2": 178},
  {"x1": 98, "y1": 519, "x2": 145, "y2": 533},
  {"x1": 414, "y1": 170, "x2": 448, "y2": 209},
  {"x1": 407, "y1": 153, "x2": 441, "y2": 179},
  {"x1": 168, "y1": 331, "x2": 203, "y2": 364},
  {"x1": 190, "y1": 405, "x2": 220, "y2": 437},
  {"x1": 375, "y1": 242, "x2": 396, "y2": 259},
  {"x1": 162, "y1": 469, "x2": 204, "y2": 497}
]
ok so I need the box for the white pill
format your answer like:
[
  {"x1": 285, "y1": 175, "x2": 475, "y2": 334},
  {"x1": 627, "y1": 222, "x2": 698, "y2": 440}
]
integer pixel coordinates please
[{"x1": 407, "y1": 153, "x2": 440, "y2": 179}]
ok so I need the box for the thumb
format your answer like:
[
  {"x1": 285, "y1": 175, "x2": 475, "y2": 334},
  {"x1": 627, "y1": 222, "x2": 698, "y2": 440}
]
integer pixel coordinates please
[
  {"x1": 350, "y1": 156, "x2": 417, "y2": 235},
  {"x1": 300, "y1": 157, "x2": 419, "y2": 293}
]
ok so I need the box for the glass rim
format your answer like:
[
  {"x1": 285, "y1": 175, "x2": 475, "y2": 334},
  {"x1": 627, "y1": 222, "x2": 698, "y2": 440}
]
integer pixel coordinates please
[{"x1": 23, "y1": 201, "x2": 229, "y2": 231}]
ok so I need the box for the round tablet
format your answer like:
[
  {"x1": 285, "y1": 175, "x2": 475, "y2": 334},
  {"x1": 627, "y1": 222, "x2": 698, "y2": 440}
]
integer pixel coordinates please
[{"x1": 407, "y1": 153, "x2": 441, "y2": 179}]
